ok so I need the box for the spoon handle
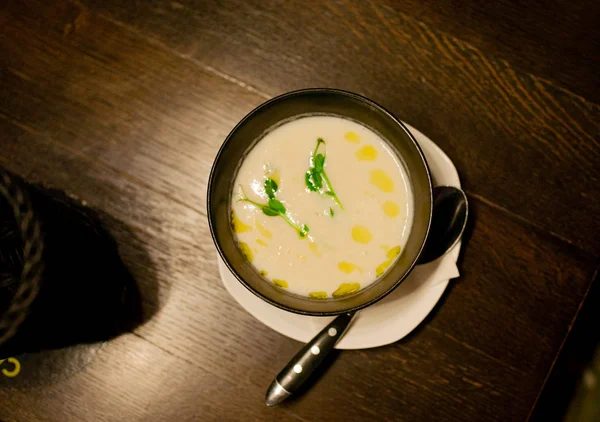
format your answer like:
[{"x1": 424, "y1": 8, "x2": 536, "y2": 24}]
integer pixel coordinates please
[{"x1": 265, "y1": 312, "x2": 355, "y2": 406}]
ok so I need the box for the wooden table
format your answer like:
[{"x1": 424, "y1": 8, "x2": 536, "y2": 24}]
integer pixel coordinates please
[{"x1": 1, "y1": 1, "x2": 598, "y2": 420}]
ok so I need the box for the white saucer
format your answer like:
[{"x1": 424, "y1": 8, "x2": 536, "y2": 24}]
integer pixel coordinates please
[{"x1": 218, "y1": 123, "x2": 461, "y2": 349}]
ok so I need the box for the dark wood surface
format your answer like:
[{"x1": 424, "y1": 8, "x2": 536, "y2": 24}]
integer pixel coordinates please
[{"x1": 0, "y1": 0, "x2": 598, "y2": 421}]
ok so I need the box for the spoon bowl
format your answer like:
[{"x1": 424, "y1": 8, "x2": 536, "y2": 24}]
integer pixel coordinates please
[{"x1": 418, "y1": 186, "x2": 468, "y2": 264}]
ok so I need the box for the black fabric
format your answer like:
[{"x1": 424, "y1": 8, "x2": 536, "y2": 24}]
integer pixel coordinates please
[{"x1": 0, "y1": 174, "x2": 142, "y2": 358}]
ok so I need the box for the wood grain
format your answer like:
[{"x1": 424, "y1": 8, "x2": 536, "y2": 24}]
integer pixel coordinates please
[
  {"x1": 0, "y1": 0, "x2": 263, "y2": 212},
  {"x1": 79, "y1": 0, "x2": 600, "y2": 103},
  {"x1": 375, "y1": 0, "x2": 600, "y2": 102},
  {"x1": 0, "y1": 0, "x2": 598, "y2": 420},
  {"x1": 0, "y1": 320, "x2": 532, "y2": 422},
  {"x1": 75, "y1": 0, "x2": 600, "y2": 254}
]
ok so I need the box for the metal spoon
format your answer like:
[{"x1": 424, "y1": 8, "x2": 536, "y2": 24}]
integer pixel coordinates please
[{"x1": 265, "y1": 186, "x2": 468, "y2": 406}]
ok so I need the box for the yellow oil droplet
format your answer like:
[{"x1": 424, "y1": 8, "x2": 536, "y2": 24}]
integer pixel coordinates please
[
  {"x1": 338, "y1": 261, "x2": 362, "y2": 274},
  {"x1": 387, "y1": 245, "x2": 402, "y2": 259},
  {"x1": 370, "y1": 169, "x2": 394, "y2": 193},
  {"x1": 376, "y1": 247, "x2": 401, "y2": 277},
  {"x1": 352, "y1": 225, "x2": 373, "y2": 244},
  {"x1": 309, "y1": 291, "x2": 328, "y2": 299},
  {"x1": 380, "y1": 244, "x2": 390, "y2": 252},
  {"x1": 232, "y1": 212, "x2": 252, "y2": 233},
  {"x1": 332, "y1": 283, "x2": 361, "y2": 298},
  {"x1": 270, "y1": 169, "x2": 281, "y2": 185},
  {"x1": 355, "y1": 145, "x2": 378, "y2": 161},
  {"x1": 308, "y1": 241, "x2": 322, "y2": 257},
  {"x1": 255, "y1": 218, "x2": 272, "y2": 238},
  {"x1": 375, "y1": 260, "x2": 392, "y2": 278},
  {"x1": 259, "y1": 270, "x2": 268, "y2": 277},
  {"x1": 273, "y1": 279, "x2": 288, "y2": 288},
  {"x1": 344, "y1": 131, "x2": 360, "y2": 143},
  {"x1": 256, "y1": 238, "x2": 268, "y2": 247},
  {"x1": 238, "y1": 242, "x2": 253, "y2": 263},
  {"x1": 382, "y1": 201, "x2": 400, "y2": 217}
]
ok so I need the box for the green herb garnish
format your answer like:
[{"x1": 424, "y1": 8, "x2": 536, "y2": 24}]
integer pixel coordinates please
[
  {"x1": 305, "y1": 138, "x2": 344, "y2": 210},
  {"x1": 264, "y1": 178, "x2": 278, "y2": 199},
  {"x1": 238, "y1": 180, "x2": 309, "y2": 238}
]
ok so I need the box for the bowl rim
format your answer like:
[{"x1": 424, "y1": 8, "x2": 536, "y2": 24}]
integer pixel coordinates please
[{"x1": 207, "y1": 88, "x2": 432, "y2": 316}]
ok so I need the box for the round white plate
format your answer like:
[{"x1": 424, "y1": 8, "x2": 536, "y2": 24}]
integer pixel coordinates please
[{"x1": 218, "y1": 123, "x2": 461, "y2": 349}]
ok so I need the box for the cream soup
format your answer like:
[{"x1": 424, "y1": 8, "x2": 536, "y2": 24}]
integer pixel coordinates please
[{"x1": 231, "y1": 115, "x2": 413, "y2": 298}]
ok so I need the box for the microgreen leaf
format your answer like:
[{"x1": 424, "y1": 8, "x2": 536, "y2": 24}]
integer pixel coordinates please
[
  {"x1": 264, "y1": 178, "x2": 278, "y2": 199},
  {"x1": 305, "y1": 171, "x2": 317, "y2": 191},
  {"x1": 304, "y1": 137, "x2": 344, "y2": 211},
  {"x1": 310, "y1": 167, "x2": 323, "y2": 189},
  {"x1": 329, "y1": 207, "x2": 334, "y2": 217},
  {"x1": 239, "y1": 179, "x2": 308, "y2": 238},
  {"x1": 262, "y1": 206, "x2": 279, "y2": 216},
  {"x1": 300, "y1": 224, "x2": 309, "y2": 238},
  {"x1": 314, "y1": 154, "x2": 325, "y2": 172},
  {"x1": 268, "y1": 198, "x2": 286, "y2": 214}
]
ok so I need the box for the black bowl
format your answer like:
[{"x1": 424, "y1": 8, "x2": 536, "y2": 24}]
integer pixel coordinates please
[{"x1": 208, "y1": 89, "x2": 432, "y2": 316}]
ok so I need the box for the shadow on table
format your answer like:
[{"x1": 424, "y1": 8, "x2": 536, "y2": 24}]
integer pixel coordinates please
[
  {"x1": 0, "y1": 181, "x2": 162, "y2": 359},
  {"x1": 394, "y1": 199, "x2": 475, "y2": 344}
]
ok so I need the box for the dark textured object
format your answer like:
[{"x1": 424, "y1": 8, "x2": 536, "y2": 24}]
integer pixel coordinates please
[
  {"x1": 0, "y1": 170, "x2": 143, "y2": 359},
  {"x1": 0, "y1": 0, "x2": 598, "y2": 420},
  {"x1": 209, "y1": 89, "x2": 432, "y2": 315},
  {"x1": 0, "y1": 169, "x2": 44, "y2": 347}
]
